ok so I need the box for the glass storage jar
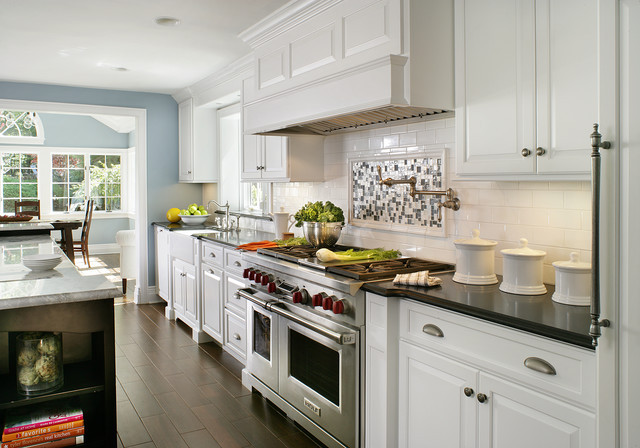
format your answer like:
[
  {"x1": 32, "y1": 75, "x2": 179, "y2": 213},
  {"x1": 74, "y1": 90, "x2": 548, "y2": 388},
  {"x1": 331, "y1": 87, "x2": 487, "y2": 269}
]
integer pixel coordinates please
[{"x1": 16, "y1": 332, "x2": 63, "y2": 395}]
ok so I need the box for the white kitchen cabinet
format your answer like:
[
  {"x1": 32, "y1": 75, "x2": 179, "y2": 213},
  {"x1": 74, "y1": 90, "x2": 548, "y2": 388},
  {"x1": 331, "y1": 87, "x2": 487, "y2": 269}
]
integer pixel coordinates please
[
  {"x1": 221, "y1": 247, "x2": 247, "y2": 363},
  {"x1": 154, "y1": 225, "x2": 170, "y2": 301},
  {"x1": 178, "y1": 98, "x2": 218, "y2": 183},
  {"x1": 240, "y1": 134, "x2": 324, "y2": 182},
  {"x1": 201, "y1": 263, "x2": 223, "y2": 343},
  {"x1": 224, "y1": 309, "x2": 246, "y2": 361},
  {"x1": 455, "y1": 0, "x2": 613, "y2": 178},
  {"x1": 398, "y1": 342, "x2": 478, "y2": 448},
  {"x1": 477, "y1": 373, "x2": 595, "y2": 448},
  {"x1": 172, "y1": 258, "x2": 196, "y2": 320}
]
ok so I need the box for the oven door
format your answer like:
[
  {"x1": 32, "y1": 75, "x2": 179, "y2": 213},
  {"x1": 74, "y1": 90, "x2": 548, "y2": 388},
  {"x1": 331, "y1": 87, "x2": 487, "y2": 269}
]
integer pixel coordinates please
[
  {"x1": 246, "y1": 300, "x2": 279, "y2": 392},
  {"x1": 278, "y1": 316, "x2": 359, "y2": 448}
]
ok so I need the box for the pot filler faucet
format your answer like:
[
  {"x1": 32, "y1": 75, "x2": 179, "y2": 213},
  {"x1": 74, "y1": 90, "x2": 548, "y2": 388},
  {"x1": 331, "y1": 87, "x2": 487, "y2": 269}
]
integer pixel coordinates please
[{"x1": 376, "y1": 165, "x2": 461, "y2": 222}]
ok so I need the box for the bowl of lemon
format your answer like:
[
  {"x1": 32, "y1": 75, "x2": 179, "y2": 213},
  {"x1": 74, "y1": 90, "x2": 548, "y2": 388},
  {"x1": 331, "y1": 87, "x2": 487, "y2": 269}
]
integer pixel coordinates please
[{"x1": 179, "y1": 204, "x2": 210, "y2": 225}]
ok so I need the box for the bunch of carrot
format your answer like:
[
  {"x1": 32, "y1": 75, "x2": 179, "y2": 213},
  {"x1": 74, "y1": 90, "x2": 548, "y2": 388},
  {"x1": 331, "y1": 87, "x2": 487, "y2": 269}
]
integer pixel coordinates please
[{"x1": 236, "y1": 241, "x2": 279, "y2": 251}]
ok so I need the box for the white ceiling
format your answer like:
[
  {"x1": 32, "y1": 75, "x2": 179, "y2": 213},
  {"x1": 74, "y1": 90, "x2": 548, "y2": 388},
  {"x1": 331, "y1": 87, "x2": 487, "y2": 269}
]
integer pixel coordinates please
[{"x1": 0, "y1": 0, "x2": 289, "y2": 95}]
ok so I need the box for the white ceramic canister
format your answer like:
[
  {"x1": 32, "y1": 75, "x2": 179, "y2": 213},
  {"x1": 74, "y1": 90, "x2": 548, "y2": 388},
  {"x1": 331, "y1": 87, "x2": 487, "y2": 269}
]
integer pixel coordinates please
[
  {"x1": 551, "y1": 252, "x2": 592, "y2": 306},
  {"x1": 453, "y1": 229, "x2": 498, "y2": 285},
  {"x1": 500, "y1": 238, "x2": 547, "y2": 295},
  {"x1": 270, "y1": 208, "x2": 295, "y2": 239}
]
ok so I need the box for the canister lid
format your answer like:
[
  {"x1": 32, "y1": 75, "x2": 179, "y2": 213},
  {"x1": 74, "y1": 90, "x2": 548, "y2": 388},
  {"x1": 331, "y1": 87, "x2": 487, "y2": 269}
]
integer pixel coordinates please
[
  {"x1": 454, "y1": 229, "x2": 497, "y2": 247},
  {"x1": 552, "y1": 252, "x2": 591, "y2": 272},
  {"x1": 500, "y1": 238, "x2": 546, "y2": 257}
]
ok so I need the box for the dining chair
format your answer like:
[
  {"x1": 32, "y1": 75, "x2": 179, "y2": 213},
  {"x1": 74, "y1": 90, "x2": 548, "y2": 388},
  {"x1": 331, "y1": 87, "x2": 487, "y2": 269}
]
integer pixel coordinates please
[
  {"x1": 14, "y1": 200, "x2": 41, "y2": 219},
  {"x1": 72, "y1": 199, "x2": 94, "y2": 267}
]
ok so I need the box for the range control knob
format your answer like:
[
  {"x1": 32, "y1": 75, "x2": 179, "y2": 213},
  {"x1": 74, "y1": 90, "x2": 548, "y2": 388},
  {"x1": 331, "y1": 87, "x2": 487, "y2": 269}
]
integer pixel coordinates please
[
  {"x1": 248, "y1": 270, "x2": 257, "y2": 281},
  {"x1": 332, "y1": 299, "x2": 348, "y2": 314},
  {"x1": 242, "y1": 268, "x2": 252, "y2": 279},
  {"x1": 260, "y1": 274, "x2": 272, "y2": 286},
  {"x1": 267, "y1": 282, "x2": 277, "y2": 293},
  {"x1": 292, "y1": 291, "x2": 303, "y2": 303},
  {"x1": 312, "y1": 293, "x2": 326, "y2": 307},
  {"x1": 255, "y1": 272, "x2": 263, "y2": 283},
  {"x1": 322, "y1": 295, "x2": 335, "y2": 311}
]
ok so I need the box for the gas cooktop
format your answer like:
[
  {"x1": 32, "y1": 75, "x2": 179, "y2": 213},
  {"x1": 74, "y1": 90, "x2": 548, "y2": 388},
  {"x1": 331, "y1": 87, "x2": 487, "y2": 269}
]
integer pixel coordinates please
[
  {"x1": 326, "y1": 258, "x2": 455, "y2": 280},
  {"x1": 256, "y1": 244, "x2": 359, "y2": 263}
]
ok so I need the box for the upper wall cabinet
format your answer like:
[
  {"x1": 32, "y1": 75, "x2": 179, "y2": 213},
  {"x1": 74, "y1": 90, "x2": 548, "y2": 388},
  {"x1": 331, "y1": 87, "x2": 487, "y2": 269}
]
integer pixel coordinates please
[
  {"x1": 241, "y1": 134, "x2": 324, "y2": 182},
  {"x1": 178, "y1": 98, "x2": 219, "y2": 183},
  {"x1": 240, "y1": 0, "x2": 454, "y2": 134},
  {"x1": 455, "y1": 0, "x2": 616, "y2": 179}
]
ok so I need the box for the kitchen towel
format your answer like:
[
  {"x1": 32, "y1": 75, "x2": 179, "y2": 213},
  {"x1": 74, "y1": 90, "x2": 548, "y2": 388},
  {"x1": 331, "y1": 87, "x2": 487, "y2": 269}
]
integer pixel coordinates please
[{"x1": 393, "y1": 270, "x2": 442, "y2": 287}]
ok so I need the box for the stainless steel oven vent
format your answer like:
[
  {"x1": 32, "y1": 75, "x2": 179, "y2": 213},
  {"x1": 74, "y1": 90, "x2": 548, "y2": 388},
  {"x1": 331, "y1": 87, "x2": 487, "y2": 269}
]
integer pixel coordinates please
[{"x1": 258, "y1": 105, "x2": 450, "y2": 136}]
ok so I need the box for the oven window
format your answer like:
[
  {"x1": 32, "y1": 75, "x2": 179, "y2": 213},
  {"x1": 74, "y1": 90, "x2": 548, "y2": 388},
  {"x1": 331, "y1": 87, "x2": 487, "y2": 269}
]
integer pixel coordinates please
[
  {"x1": 289, "y1": 329, "x2": 339, "y2": 406},
  {"x1": 253, "y1": 310, "x2": 271, "y2": 361}
]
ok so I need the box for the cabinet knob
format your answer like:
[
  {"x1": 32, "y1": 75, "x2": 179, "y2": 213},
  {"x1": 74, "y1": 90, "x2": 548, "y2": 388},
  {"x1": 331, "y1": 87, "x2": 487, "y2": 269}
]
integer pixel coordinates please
[
  {"x1": 536, "y1": 147, "x2": 546, "y2": 156},
  {"x1": 422, "y1": 323, "x2": 444, "y2": 338},
  {"x1": 234, "y1": 261, "x2": 241, "y2": 267},
  {"x1": 208, "y1": 269, "x2": 214, "y2": 274},
  {"x1": 233, "y1": 333, "x2": 241, "y2": 341},
  {"x1": 464, "y1": 387, "x2": 474, "y2": 397},
  {"x1": 210, "y1": 252, "x2": 216, "y2": 258},
  {"x1": 521, "y1": 148, "x2": 531, "y2": 157},
  {"x1": 188, "y1": 170, "x2": 192, "y2": 174},
  {"x1": 477, "y1": 393, "x2": 488, "y2": 403}
]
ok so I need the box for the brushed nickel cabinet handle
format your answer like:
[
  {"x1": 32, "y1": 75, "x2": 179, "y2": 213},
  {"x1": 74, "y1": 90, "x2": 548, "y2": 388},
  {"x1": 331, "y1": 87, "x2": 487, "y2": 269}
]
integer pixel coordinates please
[
  {"x1": 521, "y1": 148, "x2": 531, "y2": 157},
  {"x1": 536, "y1": 147, "x2": 546, "y2": 156},
  {"x1": 524, "y1": 357, "x2": 557, "y2": 375},
  {"x1": 422, "y1": 323, "x2": 444, "y2": 338}
]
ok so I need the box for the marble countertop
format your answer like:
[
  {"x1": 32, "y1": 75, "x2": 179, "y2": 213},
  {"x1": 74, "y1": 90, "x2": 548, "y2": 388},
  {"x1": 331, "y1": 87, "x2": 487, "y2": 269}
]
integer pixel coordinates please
[
  {"x1": 0, "y1": 221, "x2": 54, "y2": 232},
  {"x1": 0, "y1": 235, "x2": 121, "y2": 310},
  {"x1": 153, "y1": 222, "x2": 275, "y2": 248}
]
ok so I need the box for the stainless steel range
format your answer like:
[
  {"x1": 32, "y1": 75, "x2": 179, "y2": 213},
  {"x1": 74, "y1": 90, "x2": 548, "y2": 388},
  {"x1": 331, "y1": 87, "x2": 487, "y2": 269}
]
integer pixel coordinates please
[{"x1": 239, "y1": 246, "x2": 453, "y2": 448}]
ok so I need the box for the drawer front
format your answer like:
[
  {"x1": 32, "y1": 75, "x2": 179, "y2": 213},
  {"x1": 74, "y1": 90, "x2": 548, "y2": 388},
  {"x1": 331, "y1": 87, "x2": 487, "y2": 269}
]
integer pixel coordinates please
[
  {"x1": 399, "y1": 300, "x2": 596, "y2": 409},
  {"x1": 201, "y1": 241, "x2": 224, "y2": 267},
  {"x1": 225, "y1": 310, "x2": 247, "y2": 360},
  {"x1": 224, "y1": 249, "x2": 245, "y2": 274},
  {"x1": 224, "y1": 272, "x2": 247, "y2": 316}
]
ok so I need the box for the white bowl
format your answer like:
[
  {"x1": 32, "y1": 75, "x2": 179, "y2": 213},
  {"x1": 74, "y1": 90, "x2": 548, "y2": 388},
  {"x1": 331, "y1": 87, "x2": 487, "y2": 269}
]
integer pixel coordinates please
[
  {"x1": 552, "y1": 252, "x2": 591, "y2": 306},
  {"x1": 453, "y1": 229, "x2": 498, "y2": 285},
  {"x1": 23, "y1": 254, "x2": 62, "y2": 271},
  {"x1": 499, "y1": 238, "x2": 547, "y2": 295},
  {"x1": 179, "y1": 214, "x2": 209, "y2": 225}
]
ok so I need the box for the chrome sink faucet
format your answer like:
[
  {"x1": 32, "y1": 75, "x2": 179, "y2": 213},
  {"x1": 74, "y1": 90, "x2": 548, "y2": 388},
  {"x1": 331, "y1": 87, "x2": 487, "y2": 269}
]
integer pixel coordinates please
[{"x1": 207, "y1": 200, "x2": 231, "y2": 230}]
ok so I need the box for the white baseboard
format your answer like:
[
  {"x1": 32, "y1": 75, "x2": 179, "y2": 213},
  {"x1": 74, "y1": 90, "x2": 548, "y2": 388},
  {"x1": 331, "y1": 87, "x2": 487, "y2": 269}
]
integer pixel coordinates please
[
  {"x1": 135, "y1": 285, "x2": 165, "y2": 305},
  {"x1": 89, "y1": 243, "x2": 120, "y2": 254}
]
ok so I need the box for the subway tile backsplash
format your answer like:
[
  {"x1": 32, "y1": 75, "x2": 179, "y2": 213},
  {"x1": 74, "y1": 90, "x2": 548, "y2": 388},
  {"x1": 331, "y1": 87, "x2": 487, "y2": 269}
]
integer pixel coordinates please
[{"x1": 250, "y1": 117, "x2": 591, "y2": 285}]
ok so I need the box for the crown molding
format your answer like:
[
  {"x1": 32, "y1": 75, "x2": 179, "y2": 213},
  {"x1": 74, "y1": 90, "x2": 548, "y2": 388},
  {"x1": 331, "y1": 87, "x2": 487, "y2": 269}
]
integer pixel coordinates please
[{"x1": 239, "y1": 0, "x2": 342, "y2": 49}]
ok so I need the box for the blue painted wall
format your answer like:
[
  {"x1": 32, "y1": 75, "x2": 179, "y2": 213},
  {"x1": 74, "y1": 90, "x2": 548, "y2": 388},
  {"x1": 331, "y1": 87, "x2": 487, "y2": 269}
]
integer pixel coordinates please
[
  {"x1": 0, "y1": 81, "x2": 203, "y2": 286},
  {"x1": 38, "y1": 113, "x2": 130, "y2": 148}
]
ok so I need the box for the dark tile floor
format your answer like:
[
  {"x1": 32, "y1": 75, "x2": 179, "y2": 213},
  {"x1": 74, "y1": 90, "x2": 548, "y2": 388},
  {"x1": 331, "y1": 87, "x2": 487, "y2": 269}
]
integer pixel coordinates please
[{"x1": 114, "y1": 301, "x2": 324, "y2": 448}]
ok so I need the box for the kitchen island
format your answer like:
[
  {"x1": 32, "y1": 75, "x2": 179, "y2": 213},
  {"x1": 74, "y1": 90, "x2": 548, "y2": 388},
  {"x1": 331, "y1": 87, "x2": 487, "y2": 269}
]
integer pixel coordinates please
[
  {"x1": 0, "y1": 221, "x2": 53, "y2": 237},
  {"x1": 0, "y1": 234, "x2": 120, "y2": 448}
]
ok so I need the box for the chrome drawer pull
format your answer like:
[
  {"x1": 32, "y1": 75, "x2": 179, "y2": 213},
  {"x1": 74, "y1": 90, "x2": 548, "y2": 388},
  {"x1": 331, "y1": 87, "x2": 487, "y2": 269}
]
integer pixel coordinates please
[
  {"x1": 422, "y1": 323, "x2": 444, "y2": 338},
  {"x1": 524, "y1": 357, "x2": 557, "y2": 375}
]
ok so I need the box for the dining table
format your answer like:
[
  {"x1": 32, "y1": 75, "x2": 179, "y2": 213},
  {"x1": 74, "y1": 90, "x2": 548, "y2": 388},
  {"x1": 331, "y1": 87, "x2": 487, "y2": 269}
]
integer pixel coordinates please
[{"x1": 50, "y1": 220, "x2": 83, "y2": 263}]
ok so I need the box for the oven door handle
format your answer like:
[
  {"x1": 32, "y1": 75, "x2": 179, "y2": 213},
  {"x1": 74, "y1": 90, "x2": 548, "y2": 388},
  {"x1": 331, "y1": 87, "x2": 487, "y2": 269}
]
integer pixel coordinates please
[{"x1": 236, "y1": 289, "x2": 357, "y2": 345}]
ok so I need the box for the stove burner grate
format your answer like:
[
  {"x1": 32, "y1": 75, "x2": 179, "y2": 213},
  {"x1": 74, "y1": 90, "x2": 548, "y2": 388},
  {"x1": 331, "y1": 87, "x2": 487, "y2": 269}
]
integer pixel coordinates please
[{"x1": 326, "y1": 258, "x2": 455, "y2": 280}]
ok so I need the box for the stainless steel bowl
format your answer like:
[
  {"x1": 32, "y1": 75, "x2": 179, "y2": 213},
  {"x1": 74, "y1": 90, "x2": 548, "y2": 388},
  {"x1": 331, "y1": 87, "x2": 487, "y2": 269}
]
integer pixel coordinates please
[{"x1": 302, "y1": 222, "x2": 343, "y2": 248}]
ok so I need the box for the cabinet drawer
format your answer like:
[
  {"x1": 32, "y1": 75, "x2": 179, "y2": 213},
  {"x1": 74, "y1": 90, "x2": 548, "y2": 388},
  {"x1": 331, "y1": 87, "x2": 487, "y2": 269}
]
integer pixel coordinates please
[
  {"x1": 201, "y1": 241, "x2": 223, "y2": 267},
  {"x1": 224, "y1": 272, "x2": 247, "y2": 316},
  {"x1": 224, "y1": 249, "x2": 245, "y2": 274},
  {"x1": 399, "y1": 300, "x2": 596, "y2": 409},
  {"x1": 225, "y1": 310, "x2": 246, "y2": 361}
]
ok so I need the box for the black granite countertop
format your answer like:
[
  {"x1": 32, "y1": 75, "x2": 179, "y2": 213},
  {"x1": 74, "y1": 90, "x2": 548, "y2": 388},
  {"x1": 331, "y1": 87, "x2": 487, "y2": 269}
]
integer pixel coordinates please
[
  {"x1": 363, "y1": 272, "x2": 593, "y2": 349},
  {"x1": 153, "y1": 222, "x2": 275, "y2": 248}
]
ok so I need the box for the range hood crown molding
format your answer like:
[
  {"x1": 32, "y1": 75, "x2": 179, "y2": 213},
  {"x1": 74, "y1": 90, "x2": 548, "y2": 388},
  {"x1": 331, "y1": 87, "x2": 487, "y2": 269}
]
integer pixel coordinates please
[{"x1": 239, "y1": 0, "x2": 341, "y2": 49}]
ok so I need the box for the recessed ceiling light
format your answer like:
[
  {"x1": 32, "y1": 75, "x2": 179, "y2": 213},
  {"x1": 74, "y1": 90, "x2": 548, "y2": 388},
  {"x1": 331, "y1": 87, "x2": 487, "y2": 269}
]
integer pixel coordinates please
[
  {"x1": 97, "y1": 62, "x2": 129, "y2": 72},
  {"x1": 111, "y1": 67, "x2": 129, "y2": 72},
  {"x1": 155, "y1": 17, "x2": 180, "y2": 26}
]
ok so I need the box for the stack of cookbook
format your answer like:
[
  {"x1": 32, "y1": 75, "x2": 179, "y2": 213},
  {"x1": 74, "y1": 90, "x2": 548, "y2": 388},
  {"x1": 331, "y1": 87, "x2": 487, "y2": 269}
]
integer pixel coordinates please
[{"x1": 1, "y1": 407, "x2": 84, "y2": 448}]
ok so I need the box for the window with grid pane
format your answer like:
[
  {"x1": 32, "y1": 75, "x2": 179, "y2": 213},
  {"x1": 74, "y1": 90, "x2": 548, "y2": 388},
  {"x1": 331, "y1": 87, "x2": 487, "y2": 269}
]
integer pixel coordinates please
[
  {"x1": 0, "y1": 153, "x2": 38, "y2": 214},
  {"x1": 52, "y1": 154, "x2": 85, "y2": 212},
  {"x1": 90, "y1": 155, "x2": 121, "y2": 211}
]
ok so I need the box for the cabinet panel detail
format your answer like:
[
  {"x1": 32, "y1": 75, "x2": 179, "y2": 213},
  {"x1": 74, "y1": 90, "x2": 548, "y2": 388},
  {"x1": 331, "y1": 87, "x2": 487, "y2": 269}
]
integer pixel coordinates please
[
  {"x1": 343, "y1": 1, "x2": 390, "y2": 57},
  {"x1": 290, "y1": 25, "x2": 337, "y2": 77},
  {"x1": 258, "y1": 48, "x2": 287, "y2": 89}
]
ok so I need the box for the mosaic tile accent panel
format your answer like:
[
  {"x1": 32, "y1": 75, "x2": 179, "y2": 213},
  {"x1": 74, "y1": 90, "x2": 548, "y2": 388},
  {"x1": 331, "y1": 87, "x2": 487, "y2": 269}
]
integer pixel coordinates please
[{"x1": 350, "y1": 151, "x2": 446, "y2": 236}]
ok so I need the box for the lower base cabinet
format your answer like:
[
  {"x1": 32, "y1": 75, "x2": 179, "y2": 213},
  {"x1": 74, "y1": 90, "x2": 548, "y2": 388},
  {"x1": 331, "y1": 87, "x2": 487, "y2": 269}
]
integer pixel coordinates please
[
  {"x1": 224, "y1": 309, "x2": 246, "y2": 362},
  {"x1": 201, "y1": 264, "x2": 223, "y2": 343},
  {"x1": 172, "y1": 258, "x2": 196, "y2": 326}
]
